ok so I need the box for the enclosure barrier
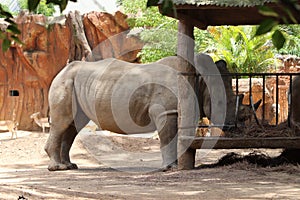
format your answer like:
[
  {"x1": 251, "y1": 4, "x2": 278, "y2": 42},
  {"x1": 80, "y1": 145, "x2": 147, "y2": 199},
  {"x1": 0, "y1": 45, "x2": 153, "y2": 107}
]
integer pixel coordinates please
[
  {"x1": 179, "y1": 72, "x2": 300, "y2": 169},
  {"x1": 233, "y1": 72, "x2": 299, "y2": 126},
  {"x1": 198, "y1": 72, "x2": 300, "y2": 128}
]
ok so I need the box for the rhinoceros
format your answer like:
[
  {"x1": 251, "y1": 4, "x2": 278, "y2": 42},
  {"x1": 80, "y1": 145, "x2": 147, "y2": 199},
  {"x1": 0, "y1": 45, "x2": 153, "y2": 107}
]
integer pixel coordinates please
[
  {"x1": 157, "y1": 54, "x2": 261, "y2": 128},
  {"x1": 291, "y1": 75, "x2": 300, "y2": 136},
  {"x1": 45, "y1": 54, "x2": 258, "y2": 171}
]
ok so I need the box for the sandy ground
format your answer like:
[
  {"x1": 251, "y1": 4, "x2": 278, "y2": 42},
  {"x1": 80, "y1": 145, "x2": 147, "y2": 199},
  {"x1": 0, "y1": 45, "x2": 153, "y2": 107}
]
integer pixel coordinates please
[{"x1": 1, "y1": 130, "x2": 300, "y2": 200}]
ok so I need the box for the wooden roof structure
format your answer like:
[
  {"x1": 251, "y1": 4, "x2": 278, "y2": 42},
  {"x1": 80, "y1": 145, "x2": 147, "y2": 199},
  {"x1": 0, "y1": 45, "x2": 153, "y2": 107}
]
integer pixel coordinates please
[{"x1": 159, "y1": 0, "x2": 300, "y2": 29}]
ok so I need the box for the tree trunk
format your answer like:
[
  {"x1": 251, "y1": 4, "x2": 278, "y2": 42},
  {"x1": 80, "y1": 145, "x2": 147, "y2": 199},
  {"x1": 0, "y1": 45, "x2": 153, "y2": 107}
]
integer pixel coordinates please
[{"x1": 66, "y1": 11, "x2": 92, "y2": 61}]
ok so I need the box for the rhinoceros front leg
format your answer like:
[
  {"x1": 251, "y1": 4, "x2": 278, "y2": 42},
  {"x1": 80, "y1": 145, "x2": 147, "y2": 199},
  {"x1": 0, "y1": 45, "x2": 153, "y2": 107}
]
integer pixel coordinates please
[{"x1": 151, "y1": 109, "x2": 178, "y2": 170}]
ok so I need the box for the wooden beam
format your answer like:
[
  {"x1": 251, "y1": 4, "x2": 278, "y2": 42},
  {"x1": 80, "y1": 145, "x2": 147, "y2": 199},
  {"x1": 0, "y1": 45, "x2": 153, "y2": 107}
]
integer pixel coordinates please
[
  {"x1": 180, "y1": 136, "x2": 300, "y2": 149},
  {"x1": 159, "y1": 7, "x2": 208, "y2": 29},
  {"x1": 159, "y1": 2, "x2": 300, "y2": 27},
  {"x1": 177, "y1": 20, "x2": 197, "y2": 170},
  {"x1": 176, "y1": 12, "x2": 208, "y2": 30}
]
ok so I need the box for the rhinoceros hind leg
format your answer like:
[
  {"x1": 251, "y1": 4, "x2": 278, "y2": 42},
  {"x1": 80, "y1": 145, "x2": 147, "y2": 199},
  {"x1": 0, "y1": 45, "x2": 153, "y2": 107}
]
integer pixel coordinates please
[
  {"x1": 45, "y1": 129, "x2": 66, "y2": 171},
  {"x1": 60, "y1": 117, "x2": 89, "y2": 169},
  {"x1": 161, "y1": 161, "x2": 178, "y2": 172},
  {"x1": 48, "y1": 162, "x2": 69, "y2": 171},
  {"x1": 152, "y1": 110, "x2": 178, "y2": 169},
  {"x1": 45, "y1": 116, "x2": 75, "y2": 171},
  {"x1": 47, "y1": 162, "x2": 78, "y2": 171},
  {"x1": 60, "y1": 123, "x2": 79, "y2": 168},
  {"x1": 63, "y1": 162, "x2": 78, "y2": 170}
]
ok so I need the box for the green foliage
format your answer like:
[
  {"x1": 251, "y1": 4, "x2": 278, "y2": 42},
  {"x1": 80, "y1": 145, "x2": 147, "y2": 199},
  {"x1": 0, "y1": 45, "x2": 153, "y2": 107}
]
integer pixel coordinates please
[
  {"x1": 0, "y1": 5, "x2": 23, "y2": 51},
  {"x1": 19, "y1": 0, "x2": 55, "y2": 16},
  {"x1": 256, "y1": 18, "x2": 279, "y2": 36},
  {"x1": 121, "y1": 0, "x2": 174, "y2": 28},
  {"x1": 256, "y1": 0, "x2": 300, "y2": 50},
  {"x1": 272, "y1": 29, "x2": 286, "y2": 49},
  {"x1": 146, "y1": 0, "x2": 175, "y2": 15},
  {"x1": 123, "y1": 0, "x2": 298, "y2": 72},
  {"x1": 202, "y1": 26, "x2": 277, "y2": 73},
  {"x1": 0, "y1": 4, "x2": 10, "y2": 16},
  {"x1": 121, "y1": 0, "x2": 178, "y2": 63},
  {"x1": 138, "y1": 22, "x2": 178, "y2": 63},
  {"x1": 27, "y1": 0, "x2": 40, "y2": 12},
  {"x1": 27, "y1": 0, "x2": 77, "y2": 12},
  {"x1": 0, "y1": 0, "x2": 299, "y2": 62},
  {"x1": 194, "y1": 28, "x2": 214, "y2": 54},
  {"x1": 277, "y1": 25, "x2": 300, "y2": 56}
]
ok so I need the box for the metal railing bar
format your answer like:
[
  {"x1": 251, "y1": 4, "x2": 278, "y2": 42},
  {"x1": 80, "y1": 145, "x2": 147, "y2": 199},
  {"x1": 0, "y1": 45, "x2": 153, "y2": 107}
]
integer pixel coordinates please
[{"x1": 197, "y1": 72, "x2": 300, "y2": 127}]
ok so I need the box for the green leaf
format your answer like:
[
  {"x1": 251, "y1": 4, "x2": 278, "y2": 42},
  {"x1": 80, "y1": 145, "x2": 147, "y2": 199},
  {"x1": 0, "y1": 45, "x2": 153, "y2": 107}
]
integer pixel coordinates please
[
  {"x1": 11, "y1": 35, "x2": 24, "y2": 45},
  {"x1": 28, "y1": 0, "x2": 41, "y2": 12},
  {"x1": 161, "y1": 0, "x2": 175, "y2": 15},
  {"x1": 255, "y1": 18, "x2": 279, "y2": 36},
  {"x1": 0, "y1": 31, "x2": 5, "y2": 39},
  {"x1": 258, "y1": 6, "x2": 279, "y2": 18},
  {"x1": 1, "y1": 11, "x2": 13, "y2": 18},
  {"x1": 272, "y1": 30, "x2": 286, "y2": 50},
  {"x1": 6, "y1": 25, "x2": 21, "y2": 34},
  {"x1": 2, "y1": 38, "x2": 11, "y2": 51},
  {"x1": 4, "y1": 18, "x2": 16, "y2": 24},
  {"x1": 47, "y1": 0, "x2": 68, "y2": 12},
  {"x1": 284, "y1": 7, "x2": 298, "y2": 24},
  {"x1": 147, "y1": 0, "x2": 159, "y2": 7},
  {"x1": 59, "y1": 0, "x2": 68, "y2": 12}
]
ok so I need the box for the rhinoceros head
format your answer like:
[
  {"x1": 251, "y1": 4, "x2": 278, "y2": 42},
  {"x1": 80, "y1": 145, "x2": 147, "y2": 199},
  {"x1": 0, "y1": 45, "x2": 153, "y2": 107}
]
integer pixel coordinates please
[
  {"x1": 236, "y1": 94, "x2": 262, "y2": 122},
  {"x1": 214, "y1": 60, "x2": 262, "y2": 129}
]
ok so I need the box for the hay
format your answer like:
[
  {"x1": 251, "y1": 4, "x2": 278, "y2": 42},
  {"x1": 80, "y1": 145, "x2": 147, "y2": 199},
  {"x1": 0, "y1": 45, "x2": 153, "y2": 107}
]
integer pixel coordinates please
[
  {"x1": 197, "y1": 117, "x2": 295, "y2": 138},
  {"x1": 198, "y1": 149, "x2": 300, "y2": 170},
  {"x1": 225, "y1": 121, "x2": 295, "y2": 138}
]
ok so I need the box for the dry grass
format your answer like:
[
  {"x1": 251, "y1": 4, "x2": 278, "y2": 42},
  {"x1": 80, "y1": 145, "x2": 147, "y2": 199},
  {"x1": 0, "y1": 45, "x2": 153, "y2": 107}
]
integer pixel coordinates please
[
  {"x1": 197, "y1": 149, "x2": 300, "y2": 174},
  {"x1": 225, "y1": 121, "x2": 295, "y2": 138}
]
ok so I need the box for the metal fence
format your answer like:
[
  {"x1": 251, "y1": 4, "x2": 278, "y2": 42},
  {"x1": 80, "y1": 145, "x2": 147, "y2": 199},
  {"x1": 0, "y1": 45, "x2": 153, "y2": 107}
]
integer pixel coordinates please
[{"x1": 198, "y1": 72, "x2": 300, "y2": 128}]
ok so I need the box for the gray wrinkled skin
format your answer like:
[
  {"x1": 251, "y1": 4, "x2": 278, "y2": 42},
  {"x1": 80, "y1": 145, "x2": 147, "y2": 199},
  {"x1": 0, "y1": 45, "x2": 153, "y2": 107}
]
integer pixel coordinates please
[
  {"x1": 291, "y1": 75, "x2": 300, "y2": 136},
  {"x1": 158, "y1": 54, "x2": 260, "y2": 127},
  {"x1": 45, "y1": 58, "x2": 180, "y2": 171},
  {"x1": 45, "y1": 54, "x2": 259, "y2": 171}
]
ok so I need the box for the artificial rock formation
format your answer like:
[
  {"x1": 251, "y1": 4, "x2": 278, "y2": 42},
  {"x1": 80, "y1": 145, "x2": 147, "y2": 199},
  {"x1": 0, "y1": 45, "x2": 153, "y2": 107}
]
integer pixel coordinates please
[{"x1": 0, "y1": 11, "x2": 143, "y2": 130}]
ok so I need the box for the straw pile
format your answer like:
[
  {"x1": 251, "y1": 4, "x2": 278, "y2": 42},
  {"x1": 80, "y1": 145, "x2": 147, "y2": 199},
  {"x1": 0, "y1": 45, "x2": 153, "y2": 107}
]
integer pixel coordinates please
[{"x1": 225, "y1": 121, "x2": 295, "y2": 138}]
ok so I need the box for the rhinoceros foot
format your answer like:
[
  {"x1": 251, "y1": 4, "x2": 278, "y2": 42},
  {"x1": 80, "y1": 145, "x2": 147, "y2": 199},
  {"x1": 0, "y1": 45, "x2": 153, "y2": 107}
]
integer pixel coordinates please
[
  {"x1": 162, "y1": 162, "x2": 178, "y2": 172},
  {"x1": 64, "y1": 162, "x2": 79, "y2": 170},
  {"x1": 48, "y1": 162, "x2": 78, "y2": 171}
]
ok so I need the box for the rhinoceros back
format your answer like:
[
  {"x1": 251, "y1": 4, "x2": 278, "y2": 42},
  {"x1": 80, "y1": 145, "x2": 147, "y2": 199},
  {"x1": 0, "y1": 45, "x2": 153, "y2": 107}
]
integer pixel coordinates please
[
  {"x1": 73, "y1": 59, "x2": 129, "y2": 133},
  {"x1": 73, "y1": 58, "x2": 178, "y2": 134}
]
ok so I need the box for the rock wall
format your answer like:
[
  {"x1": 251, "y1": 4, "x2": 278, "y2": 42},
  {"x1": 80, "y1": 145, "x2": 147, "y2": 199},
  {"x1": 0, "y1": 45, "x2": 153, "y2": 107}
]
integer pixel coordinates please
[{"x1": 0, "y1": 11, "x2": 143, "y2": 130}]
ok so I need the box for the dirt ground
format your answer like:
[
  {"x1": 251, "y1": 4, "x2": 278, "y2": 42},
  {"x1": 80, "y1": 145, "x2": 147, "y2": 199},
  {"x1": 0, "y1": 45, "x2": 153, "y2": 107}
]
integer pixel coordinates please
[{"x1": 1, "y1": 130, "x2": 300, "y2": 200}]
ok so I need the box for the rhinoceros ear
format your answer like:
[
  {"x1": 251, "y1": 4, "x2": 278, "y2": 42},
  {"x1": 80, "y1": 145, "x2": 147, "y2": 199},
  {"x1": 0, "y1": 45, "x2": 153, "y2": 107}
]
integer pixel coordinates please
[
  {"x1": 215, "y1": 60, "x2": 227, "y2": 69},
  {"x1": 253, "y1": 99, "x2": 262, "y2": 110},
  {"x1": 237, "y1": 94, "x2": 245, "y2": 105}
]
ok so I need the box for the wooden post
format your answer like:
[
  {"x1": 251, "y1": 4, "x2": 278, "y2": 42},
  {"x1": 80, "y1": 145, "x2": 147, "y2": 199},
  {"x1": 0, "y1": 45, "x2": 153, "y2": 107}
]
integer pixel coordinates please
[{"x1": 177, "y1": 20, "x2": 197, "y2": 170}]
